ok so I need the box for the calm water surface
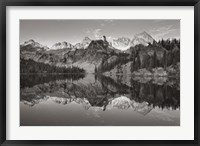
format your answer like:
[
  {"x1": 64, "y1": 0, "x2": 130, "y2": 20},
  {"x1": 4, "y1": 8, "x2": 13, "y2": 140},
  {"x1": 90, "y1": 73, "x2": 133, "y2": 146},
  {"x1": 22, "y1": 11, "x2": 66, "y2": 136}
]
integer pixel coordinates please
[{"x1": 20, "y1": 74, "x2": 180, "y2": 126}]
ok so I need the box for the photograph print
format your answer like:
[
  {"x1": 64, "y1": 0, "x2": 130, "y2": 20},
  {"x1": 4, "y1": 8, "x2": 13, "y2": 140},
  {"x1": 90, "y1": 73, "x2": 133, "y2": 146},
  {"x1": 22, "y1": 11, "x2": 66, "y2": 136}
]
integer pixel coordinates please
[{"x1": 20, "y1": 19, "x2": 180, "y2": 126}]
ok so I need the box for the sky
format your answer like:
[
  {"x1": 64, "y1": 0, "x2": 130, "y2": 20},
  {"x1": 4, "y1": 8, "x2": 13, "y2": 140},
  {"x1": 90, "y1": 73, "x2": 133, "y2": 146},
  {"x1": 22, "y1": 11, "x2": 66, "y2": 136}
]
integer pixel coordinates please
[{"x1": 20, "y1": 19, "x2": 180, "y2": 47}]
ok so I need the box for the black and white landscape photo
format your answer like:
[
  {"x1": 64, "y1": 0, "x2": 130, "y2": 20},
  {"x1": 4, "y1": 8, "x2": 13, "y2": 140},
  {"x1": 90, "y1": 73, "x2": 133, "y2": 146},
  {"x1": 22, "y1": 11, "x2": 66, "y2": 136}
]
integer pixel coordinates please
[{"x1": 20, "y1": 20, "x2": 180, "y2": 126}]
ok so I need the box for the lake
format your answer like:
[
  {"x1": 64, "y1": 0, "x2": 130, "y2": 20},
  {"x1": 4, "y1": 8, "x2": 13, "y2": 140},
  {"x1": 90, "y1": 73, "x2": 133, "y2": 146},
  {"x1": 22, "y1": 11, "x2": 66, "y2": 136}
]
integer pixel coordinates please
[{"x1": 20, "y1": 74, "x2": 180, "y2": 126}]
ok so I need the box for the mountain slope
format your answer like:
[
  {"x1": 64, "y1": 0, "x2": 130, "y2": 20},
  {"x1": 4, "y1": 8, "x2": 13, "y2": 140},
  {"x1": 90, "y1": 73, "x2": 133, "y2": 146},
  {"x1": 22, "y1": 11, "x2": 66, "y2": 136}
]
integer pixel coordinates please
[
  {"x1": 50, "y1": 41, "x2": 74, "y2": 50},
  {"x1": 20, "y1": 34, "x2": 180, "y2": 74},
  {"x1": 112, "y1": 37, "x2": 131, "y2": 51},
  {"x1": 20, "y1": 39, "x2": 49, "y2": 51},
  {"x1": 111, "y1": 31, "x2": 155, "y2": 51},
  {"x1": 74, "y1": 37, "x2": 91, "y2": 49},
  {"x1": 131, "y1": 31, "x2": 155, "y2": 47}
]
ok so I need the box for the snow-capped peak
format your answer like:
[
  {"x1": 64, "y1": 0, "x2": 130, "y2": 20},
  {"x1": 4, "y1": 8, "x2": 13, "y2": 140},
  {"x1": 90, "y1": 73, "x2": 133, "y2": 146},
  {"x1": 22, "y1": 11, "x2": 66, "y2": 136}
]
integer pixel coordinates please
[
  {"x1": 20, "y1": 39, "x2": 49, "y2": 50},
  {"x1": 50, "y1": 41, "x2": 74, "y2": 50},
  {"x1": 82, "y1": 37, "x2": 91, "y2": 43},
  {"x1": 135, "y1": 31, "x2": 154, "y2": 44},
  {"x1": 131, "y1": 31, "x2": 155, "y2": 47},
  {"x1": 112, "y1": 37, "x2": 131, "y2": 51},
  {"x1": 23, "y1": 39, "x2": 35, "y2": 46},
  {"x1": 74, "y1": 37, "x2": 92, "y2": 49},
  {"x1": 131, "y1": 31, "x2": 154, "y2": 46},
  {"x1": 110, "y1": 32, "x2": 155, "y2": 51}
]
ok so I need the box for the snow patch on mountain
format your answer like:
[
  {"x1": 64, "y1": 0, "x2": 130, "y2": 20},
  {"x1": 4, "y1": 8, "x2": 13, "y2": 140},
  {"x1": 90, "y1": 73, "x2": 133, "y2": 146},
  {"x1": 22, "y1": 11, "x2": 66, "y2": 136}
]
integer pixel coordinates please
[
  {"x1": 112, "y1": 37, "x2": 131, "y2": 51},
  {"x1": 111, "y1": 32, "x2": 155, "y2": 51},
  {"x1": 50, "y1": 41, "x2": 74, "y2": 50},
  {"x1": 20, "y1": 39, "x2": 49, "y2": 50},
  {"x1": 131, "y1": 31, "x2": 154, "y2": 47},
  {"x1": 75, "y1": 37, "x2": 92, "y2": 49}
]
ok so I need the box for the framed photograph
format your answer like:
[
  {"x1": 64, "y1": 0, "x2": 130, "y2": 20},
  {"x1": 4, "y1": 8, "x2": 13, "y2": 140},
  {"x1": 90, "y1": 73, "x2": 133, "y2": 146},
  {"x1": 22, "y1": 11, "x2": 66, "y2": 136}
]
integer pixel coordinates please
[{"x1": 0, "y1": 0, "x2": 199, "y2": 145}]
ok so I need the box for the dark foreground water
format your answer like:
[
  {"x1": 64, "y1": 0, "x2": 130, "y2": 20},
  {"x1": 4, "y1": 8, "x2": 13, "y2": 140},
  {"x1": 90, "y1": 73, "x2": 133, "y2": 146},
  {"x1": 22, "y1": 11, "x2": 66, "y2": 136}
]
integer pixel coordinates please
[{"x1": 20, "y1": 74, "x2": 180, "y2": 126}]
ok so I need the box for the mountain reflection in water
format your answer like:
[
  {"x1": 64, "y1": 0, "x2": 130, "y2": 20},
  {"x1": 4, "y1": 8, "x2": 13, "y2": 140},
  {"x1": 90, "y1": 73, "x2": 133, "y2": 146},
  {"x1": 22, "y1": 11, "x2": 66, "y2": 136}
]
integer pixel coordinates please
[{"x1": 20, "y1": 74, "x2": 180, "y2": 126}]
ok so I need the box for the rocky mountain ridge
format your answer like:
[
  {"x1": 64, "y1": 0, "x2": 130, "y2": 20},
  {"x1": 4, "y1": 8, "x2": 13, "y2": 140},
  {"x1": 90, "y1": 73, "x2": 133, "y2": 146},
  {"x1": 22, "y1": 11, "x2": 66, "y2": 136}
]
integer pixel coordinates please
[
  {"x1": 20, "y1": 32, "x2": 180, "y2": 75},
  {"x1": 112, "y1": 31, "x2": 155, "y2": 51}
]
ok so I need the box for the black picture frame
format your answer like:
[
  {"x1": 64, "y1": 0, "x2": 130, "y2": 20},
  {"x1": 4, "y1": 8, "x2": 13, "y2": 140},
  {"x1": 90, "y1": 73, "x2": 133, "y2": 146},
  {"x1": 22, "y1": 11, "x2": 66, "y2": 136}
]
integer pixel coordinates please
[{"x1": 0, "y1": 0, "x2": 199, "y2": 145}]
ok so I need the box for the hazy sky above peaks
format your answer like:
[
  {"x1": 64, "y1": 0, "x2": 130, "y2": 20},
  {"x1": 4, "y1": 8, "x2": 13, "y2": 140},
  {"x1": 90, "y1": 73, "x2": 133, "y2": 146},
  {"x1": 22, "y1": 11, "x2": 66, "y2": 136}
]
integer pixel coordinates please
[{"x1": 20, "y1": 19, "x2": 180, "y2": 48}]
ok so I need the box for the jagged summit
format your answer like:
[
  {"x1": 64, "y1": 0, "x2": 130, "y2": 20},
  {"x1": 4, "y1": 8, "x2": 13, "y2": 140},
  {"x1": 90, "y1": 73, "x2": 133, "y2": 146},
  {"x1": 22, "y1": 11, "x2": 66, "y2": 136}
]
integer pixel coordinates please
[
  {"x1": 20, "y1": 39, "x2": 49, "y2": 51},
  {"x1": 112, "y1": 37, "x2": 131, "y2": 51},
  {"x1": 82, "y1": 36, "x2": 91, "y2": 48},
  {"x1": 111, "y1": 32, "x2": 155, "y2": 51},
  {"x1": 23, "y1": 39, "x2": 35, "y2": 45},
  {"x1": 82, "y1": 36, "x2": 91, "y2": 42},
  {"x1": 21, "y1": 31, "x2": 156, "y2": 52},
  {"x1": 131, "y1": 31, "x2": 155, "y2": 47},
  {"x1": 21, "y1": 39, "x2": 37, "y2": 47},
  {"x1": 135, "y1": 31, "x2": 154, "y2": 43},
  {"x1": 50, "y1": 41, "x2": 74, "y2": 50},
  {"x1": 74, "y1": 37, "x2": 92, "y2": 49}
]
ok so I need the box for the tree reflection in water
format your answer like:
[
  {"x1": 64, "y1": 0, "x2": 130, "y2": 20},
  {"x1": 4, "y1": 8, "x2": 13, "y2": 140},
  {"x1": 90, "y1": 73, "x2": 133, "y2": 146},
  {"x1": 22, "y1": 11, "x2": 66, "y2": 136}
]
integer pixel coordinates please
[{"x1": 20, "y1": 74, "x2": 180, "y2": 112}]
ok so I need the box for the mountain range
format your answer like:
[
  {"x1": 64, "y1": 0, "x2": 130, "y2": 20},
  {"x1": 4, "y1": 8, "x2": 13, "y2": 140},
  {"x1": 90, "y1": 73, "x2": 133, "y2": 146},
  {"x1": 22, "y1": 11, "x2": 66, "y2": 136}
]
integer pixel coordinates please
[
  {"x1": 21, "y1": 31, "x2": 154, "y2": 51},
  {"x1": 112, "y1": 31, "x2": 155, "y2": 51},
  {"x1": 20, "y1": 31, "x2": 180, "y2": 75}
]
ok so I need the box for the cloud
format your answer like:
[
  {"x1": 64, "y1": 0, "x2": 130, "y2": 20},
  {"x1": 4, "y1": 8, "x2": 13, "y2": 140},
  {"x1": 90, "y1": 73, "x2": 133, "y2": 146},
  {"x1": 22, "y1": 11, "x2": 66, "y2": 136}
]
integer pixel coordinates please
[
  {"x1": 85, "y1": 29, "x2": 91, "y2": 34},
  {"x1": 84, "y1": 28, "x2": 103, "y2": 39},
  {"x1": 149, "y1": 25, "x2": 179, "y2": 40},
  {"x1": 153, "y1": 30, "x2": 177, "y2": 38},
  {"x1": 151, "y1": 25, "x2": 173, "y2": 32},
  {"x1": 93, "y1": 28, "x2": 102, "y2": 39},
  {"x1": 98, "y1": 20, "x2": 114, "y2": 27}
]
